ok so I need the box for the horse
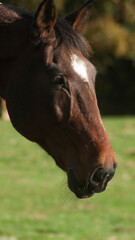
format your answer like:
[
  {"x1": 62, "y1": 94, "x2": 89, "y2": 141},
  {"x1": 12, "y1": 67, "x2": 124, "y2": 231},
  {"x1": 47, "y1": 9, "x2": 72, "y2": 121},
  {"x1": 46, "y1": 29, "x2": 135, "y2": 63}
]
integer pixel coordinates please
[{"x1": 0, "y1": 0, "x2": 117, "y2": 199}]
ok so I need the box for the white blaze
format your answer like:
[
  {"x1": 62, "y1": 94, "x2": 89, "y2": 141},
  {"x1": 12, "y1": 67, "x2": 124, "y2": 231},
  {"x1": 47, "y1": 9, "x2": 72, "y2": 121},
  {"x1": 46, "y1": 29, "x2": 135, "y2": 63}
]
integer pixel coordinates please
[{"x1": 71, "y1": 54, "x2": 89, "y2": 83}]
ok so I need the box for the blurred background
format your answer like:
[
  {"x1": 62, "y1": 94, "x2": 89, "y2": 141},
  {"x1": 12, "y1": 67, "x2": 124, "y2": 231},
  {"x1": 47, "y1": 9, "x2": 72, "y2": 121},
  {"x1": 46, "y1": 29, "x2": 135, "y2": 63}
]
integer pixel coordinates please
[{"x1": 0, "y1": 1, "x2": 135, "y2": 240}]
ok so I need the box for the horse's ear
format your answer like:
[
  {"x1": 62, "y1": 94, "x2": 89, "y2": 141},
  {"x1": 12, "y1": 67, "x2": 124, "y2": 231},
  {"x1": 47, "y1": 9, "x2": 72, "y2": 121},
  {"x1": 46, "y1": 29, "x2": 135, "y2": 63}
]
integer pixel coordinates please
[
  {"x1": 65, "y1": 0, "x2": 93, "y2": 33},
  {"x1": 34, "y1": 0, "x2": 57, "y2": 38}
]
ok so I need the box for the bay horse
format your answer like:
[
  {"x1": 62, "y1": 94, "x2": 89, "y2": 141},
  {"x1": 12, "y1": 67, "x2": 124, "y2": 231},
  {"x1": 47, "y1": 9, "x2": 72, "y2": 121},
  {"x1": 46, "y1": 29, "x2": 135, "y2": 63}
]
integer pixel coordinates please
[{"x1": 0, "y1": 0, "x2": 117, "y2": 199}]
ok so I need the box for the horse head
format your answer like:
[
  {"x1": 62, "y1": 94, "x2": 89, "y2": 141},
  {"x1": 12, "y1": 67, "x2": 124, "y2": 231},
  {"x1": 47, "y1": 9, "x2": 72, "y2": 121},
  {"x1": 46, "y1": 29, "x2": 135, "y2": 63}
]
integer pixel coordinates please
[{"x1": 6, "y1": 0, "x2": 117, "y2": 198}]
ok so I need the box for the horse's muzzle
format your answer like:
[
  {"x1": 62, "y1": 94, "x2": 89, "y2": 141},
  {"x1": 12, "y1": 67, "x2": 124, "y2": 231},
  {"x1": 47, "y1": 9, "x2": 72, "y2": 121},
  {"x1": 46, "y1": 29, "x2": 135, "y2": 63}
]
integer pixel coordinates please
[{"x1": 68, "y1": 166, "x2": 116, "y2": 199}]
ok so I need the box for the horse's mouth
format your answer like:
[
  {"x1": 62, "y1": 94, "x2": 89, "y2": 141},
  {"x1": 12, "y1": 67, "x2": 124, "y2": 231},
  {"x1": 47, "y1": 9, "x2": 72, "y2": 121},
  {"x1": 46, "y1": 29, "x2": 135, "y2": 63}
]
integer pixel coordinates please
[
  {"x1": 67, "y1": 169, "x2": 112, "y2": 199},
  {"x1": 68, "y1": 182, "x2": 96, "y2": 199},
  {"x1": 67, "y1": 169, "x2": 94, "y2": 199}
]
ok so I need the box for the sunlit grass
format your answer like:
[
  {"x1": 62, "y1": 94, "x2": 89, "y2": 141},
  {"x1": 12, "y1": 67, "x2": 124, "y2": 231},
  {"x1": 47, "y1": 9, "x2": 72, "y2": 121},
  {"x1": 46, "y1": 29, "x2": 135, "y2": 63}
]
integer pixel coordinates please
[{"x1": 0, "y1": 117, "x2": 135, "y2": 240}]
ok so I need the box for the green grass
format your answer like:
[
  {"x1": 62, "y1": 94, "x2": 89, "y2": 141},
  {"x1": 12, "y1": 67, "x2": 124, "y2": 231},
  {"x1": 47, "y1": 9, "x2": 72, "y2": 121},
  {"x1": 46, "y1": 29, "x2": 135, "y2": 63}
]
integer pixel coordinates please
[{"x1": 0, "y1": 117, "x2": 135, "y2": 240}]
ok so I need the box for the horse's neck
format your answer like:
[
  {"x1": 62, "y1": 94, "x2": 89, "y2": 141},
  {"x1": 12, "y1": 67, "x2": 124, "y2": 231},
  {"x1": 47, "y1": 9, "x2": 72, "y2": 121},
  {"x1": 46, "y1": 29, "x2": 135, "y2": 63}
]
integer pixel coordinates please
[{"x1": 0, "y1": 4, "x2": 33, "y2": 98}]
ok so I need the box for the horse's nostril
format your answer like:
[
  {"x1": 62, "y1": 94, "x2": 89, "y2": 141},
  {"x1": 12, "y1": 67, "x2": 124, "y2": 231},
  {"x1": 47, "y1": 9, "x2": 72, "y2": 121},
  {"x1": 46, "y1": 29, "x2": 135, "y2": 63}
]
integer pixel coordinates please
[
  {"x1": 91, "y1": 167, "x2": 104, "y2": 184},
  {"x1": 91, "y1": 167, "x2": 115, "y2": 185}
]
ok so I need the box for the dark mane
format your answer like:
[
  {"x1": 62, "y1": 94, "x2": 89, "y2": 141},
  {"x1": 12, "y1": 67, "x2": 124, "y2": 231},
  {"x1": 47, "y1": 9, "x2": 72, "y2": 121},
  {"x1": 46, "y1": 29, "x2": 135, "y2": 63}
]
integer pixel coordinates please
[
  {"x1": 0, "y1": 4, "x2": 33, "y2": 25},
  {"x1": 54, "y1": 18, "x2": 91, "y2": 58}
]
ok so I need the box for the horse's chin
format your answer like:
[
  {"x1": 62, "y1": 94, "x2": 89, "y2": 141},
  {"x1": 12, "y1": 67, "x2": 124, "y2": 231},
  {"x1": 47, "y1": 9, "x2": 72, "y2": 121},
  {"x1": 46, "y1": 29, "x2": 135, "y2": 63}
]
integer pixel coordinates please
[
  {"x1": 76, "y1": 192, "x2": 95, "y2": 199},
  {"x1": 68, "y1": 184, "x2": 95, "y2": 199}
]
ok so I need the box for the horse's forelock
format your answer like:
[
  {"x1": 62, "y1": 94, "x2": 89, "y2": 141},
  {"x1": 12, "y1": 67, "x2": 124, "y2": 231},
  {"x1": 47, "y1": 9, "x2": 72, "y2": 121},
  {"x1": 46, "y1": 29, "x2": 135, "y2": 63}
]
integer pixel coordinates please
[{"x1": 54, "y1": 18, "x2": 91, "y2": 59}]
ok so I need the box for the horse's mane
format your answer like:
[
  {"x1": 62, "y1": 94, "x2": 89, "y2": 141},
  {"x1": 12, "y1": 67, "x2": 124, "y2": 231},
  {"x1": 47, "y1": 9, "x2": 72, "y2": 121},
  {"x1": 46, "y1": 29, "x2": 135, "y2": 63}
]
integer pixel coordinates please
[
  {"x1": 0, "y1": 4, "x2": 33, "y2": 25},
  {"x1": 55, "y1": 19, "x2": 91, "y2": 58}
]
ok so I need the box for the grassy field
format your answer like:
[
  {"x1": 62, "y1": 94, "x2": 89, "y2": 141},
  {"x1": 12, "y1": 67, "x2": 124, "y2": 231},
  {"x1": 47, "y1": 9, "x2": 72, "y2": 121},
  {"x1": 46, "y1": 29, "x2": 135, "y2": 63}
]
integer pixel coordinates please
[{"x1": 0, "y1": 117, "x2": 135, "y2": 240}]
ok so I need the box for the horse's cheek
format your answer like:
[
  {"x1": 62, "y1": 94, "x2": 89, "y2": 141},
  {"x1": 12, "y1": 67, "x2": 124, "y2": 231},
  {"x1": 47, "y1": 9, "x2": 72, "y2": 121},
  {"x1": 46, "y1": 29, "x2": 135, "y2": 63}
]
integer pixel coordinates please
[{"x1": 53, "y1": 91, "x2": 70, "y2": 124}]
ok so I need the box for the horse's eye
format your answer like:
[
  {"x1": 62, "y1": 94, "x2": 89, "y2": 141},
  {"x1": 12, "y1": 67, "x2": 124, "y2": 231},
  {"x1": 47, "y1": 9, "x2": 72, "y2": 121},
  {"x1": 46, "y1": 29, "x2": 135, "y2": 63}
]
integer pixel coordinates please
[{"x1": 53, "y1": 76, "x2": 66, "y2": 88}]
